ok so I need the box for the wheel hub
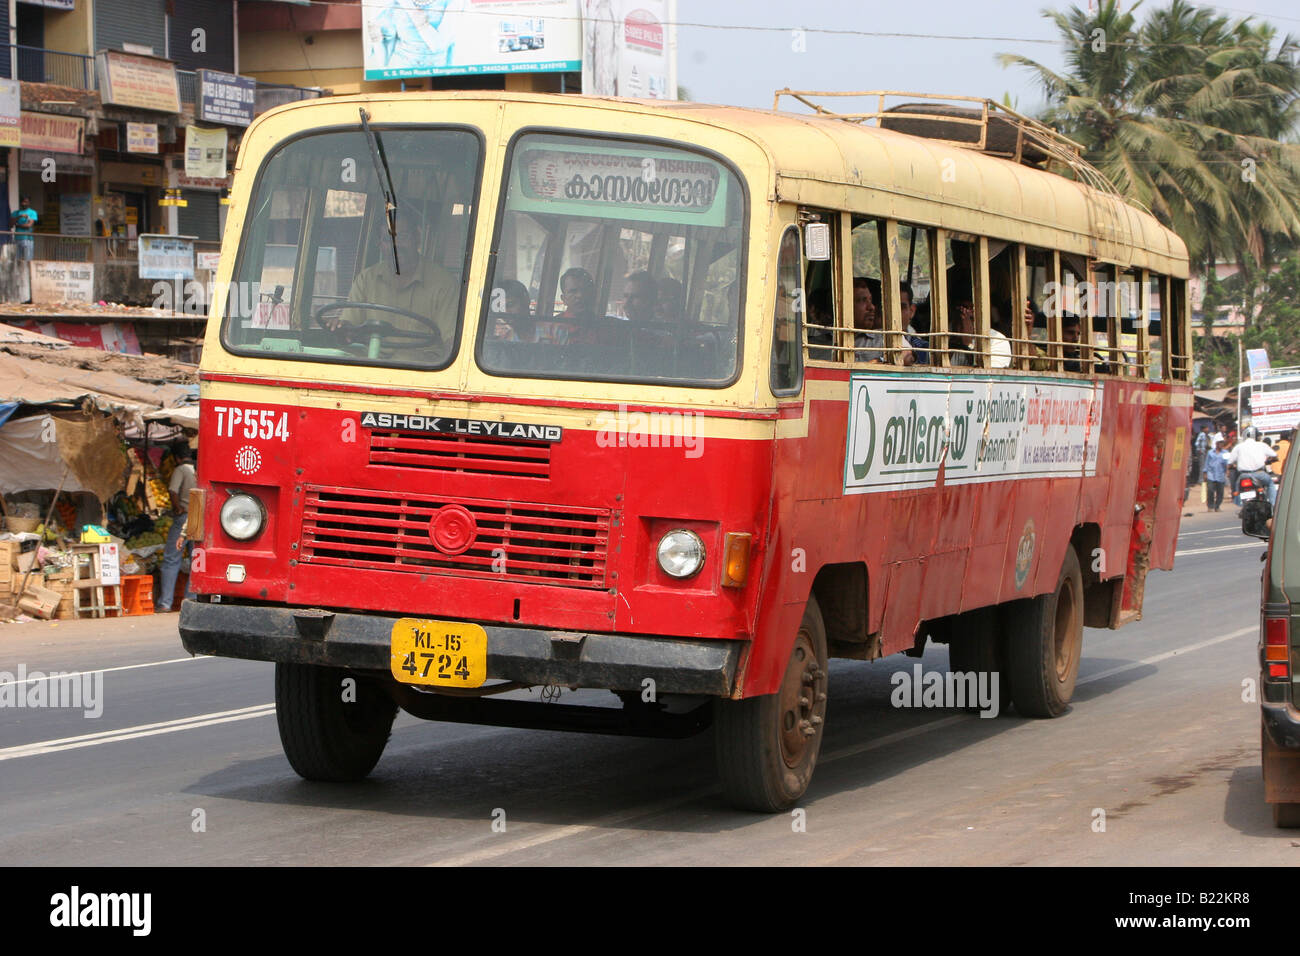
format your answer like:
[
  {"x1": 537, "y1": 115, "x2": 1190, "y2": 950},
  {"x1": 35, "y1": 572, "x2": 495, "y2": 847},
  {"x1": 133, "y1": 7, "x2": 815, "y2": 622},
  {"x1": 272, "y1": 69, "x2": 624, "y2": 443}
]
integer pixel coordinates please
[
  {"x1": 1053, "y1": 577, "x2": 1080, "y2": 682},
  {"x1": 778, "y1": 628, "x2": 827, "y2": 769}
]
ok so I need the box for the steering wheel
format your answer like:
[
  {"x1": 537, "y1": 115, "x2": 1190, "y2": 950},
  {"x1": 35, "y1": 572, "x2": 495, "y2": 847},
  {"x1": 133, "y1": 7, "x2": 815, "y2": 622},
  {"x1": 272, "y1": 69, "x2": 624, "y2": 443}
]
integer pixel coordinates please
[{"x1": 311, "y1": 301, "x2": 443, "y2": 348}]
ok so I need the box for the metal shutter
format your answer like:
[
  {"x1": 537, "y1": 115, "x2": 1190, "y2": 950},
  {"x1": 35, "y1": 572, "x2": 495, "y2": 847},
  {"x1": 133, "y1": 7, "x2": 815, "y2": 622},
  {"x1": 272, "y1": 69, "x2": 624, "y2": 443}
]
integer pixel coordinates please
[
  {"x1": 168, "y1": 0, "x2": 235, "y2": 73},
  {"x1": 178, "y1": 190, "x2": 221, "y2": 242},
  {"x1": 94, "y1": 0, "x2": 167, "y2": 58}
]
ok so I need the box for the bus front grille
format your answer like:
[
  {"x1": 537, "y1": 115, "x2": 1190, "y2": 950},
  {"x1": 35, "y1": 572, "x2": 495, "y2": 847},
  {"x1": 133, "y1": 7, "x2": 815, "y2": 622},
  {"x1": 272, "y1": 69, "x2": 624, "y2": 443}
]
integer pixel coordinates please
[
  {"x1": 299, "y1": 486, "x2": 610, "y2": 588},
  {"x1": 368, "y1": 431, "x2": 551, "y2": 479}
]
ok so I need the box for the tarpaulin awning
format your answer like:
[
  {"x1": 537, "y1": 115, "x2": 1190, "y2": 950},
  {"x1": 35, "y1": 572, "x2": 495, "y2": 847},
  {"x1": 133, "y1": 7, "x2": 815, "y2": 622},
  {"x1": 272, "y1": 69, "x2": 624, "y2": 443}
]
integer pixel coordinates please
[{"x1": 0, "y1": 412, "x2": 129, "y2": 500}]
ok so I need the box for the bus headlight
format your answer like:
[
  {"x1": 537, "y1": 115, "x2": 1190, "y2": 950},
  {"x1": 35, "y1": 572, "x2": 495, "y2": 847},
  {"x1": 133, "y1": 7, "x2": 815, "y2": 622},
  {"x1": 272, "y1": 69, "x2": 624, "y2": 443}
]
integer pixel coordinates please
[
  {"x1": 657, "y1": 529, "x2": 705, "y2": 579},
  {"x1": 220, "y1": 493, "x2": 265, "y2": 541}
]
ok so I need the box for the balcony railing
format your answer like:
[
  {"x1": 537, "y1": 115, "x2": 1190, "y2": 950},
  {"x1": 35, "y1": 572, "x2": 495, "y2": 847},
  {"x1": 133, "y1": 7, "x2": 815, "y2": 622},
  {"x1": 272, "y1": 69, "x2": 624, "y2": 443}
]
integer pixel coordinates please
[{"x1": 7, "y1": 44, "x2": 95, "y2": 90}]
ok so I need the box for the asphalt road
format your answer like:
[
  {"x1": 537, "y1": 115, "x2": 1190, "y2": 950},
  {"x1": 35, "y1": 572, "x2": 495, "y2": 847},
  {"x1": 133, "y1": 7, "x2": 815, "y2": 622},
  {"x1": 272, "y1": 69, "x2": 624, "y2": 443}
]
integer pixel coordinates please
[{"x1": 0, "y1": 506, "x2": 1285, "y2": 866}]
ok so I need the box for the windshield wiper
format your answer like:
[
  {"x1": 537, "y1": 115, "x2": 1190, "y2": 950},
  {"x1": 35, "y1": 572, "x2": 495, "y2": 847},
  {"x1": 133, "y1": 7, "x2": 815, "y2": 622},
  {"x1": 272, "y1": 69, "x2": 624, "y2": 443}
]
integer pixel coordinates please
[{"x1": 359, "y1": 107, "x2": 400, "y2": 274}]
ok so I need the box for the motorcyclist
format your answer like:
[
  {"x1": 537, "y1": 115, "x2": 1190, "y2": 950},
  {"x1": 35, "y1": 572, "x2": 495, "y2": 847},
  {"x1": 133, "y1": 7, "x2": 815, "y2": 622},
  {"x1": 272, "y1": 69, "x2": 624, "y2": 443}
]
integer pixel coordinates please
[{"x1": 1229, "y1": 426, "x2": 1279, "y2": 507}]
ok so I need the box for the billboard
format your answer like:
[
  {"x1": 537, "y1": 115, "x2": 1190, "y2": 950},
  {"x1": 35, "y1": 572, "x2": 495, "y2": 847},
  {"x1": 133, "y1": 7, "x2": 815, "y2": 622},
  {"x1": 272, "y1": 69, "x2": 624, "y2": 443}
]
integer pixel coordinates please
[
  {"x1": 363, "y1": 0, "x2": 582, "y2": 80},
  {"x1": 582, "y1": 0, "x2": 676, "y2": 99}
]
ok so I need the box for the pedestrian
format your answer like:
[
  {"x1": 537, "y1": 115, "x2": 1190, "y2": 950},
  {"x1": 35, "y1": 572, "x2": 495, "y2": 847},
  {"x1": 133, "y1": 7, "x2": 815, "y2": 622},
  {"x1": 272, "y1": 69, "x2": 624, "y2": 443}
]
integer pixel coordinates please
[
  {"x1": 157, "y1": 445, "x2": 197, "y2": 613},
  {"x1": 1204, "y1": 438, "x2": 1229, "y2": 512},
  {"x1": 1192, "y1": 424, "x2": 1209, "y2": 485},
  {"x1": 10, "y1": 195, "x2": 38, "y2": 261}
]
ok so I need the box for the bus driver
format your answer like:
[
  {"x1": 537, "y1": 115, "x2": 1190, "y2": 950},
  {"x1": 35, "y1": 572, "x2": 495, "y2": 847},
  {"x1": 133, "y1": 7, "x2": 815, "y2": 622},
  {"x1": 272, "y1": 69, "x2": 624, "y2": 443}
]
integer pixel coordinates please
[{"x1": 334, "y1": 206, "x2": 460, "y2": 352}]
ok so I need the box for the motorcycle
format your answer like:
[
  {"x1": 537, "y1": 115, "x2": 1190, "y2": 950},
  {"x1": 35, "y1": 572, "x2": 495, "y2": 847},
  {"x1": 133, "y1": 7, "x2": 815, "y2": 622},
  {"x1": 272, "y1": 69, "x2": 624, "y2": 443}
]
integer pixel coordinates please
[{"x1": 1240, "y1": 472, "x2": 1278, "y2": 540}]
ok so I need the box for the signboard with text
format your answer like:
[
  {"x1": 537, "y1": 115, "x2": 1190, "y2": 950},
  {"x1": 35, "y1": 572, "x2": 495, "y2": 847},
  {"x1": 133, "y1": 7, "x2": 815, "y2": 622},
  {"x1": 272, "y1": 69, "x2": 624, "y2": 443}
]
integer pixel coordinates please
[
  {"x1": 0, "y1": 80, "x2": 19, "y2": 148},
  {"x1": 198, "y1": 70, "x2": 255, "y2": 126},
  {"x1": 582, "y1": 0, "x2": 676, "y2": 99},
  {"x1": 511, "y1": 140, "x2": 727, "y2": 227},
  {"x1": 97, "y1": 50, "x2": 181, "y2": 113},
  {"x1": 29, "y1": 261, "x2": 95, "y2": 305},
  {"x1": 363, "y1": 0, "x2": 582, "y2": 80},
  {"x1": 185, "y1": 126, "x2": 227, "y2": 178},
  {"x1": 843, "y1": 373, "x2": 1104, "y2": 493},
  {"x1": 138, "y1": 235, "x2": 196, "y2": 280},
  {"x1": 20, "y1": 112, "x2": 85, "y2": 154},
  {"x1": 127, "y1": 122, "x2": 159, "y2": 153}
]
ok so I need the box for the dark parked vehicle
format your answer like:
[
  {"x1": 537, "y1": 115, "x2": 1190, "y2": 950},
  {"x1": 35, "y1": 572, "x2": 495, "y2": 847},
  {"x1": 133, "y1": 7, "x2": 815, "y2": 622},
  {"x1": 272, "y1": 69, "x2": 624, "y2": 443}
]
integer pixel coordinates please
[{"x1": 1255, "y1": 450, "x2": 1300, "y2": 825}]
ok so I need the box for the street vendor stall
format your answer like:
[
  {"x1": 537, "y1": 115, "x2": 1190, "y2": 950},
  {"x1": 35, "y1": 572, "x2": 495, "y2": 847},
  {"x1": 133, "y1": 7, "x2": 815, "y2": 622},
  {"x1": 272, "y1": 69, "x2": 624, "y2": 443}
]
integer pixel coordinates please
[{"x1": 0, "y1": 335, "x2": 197, "y2": 620}]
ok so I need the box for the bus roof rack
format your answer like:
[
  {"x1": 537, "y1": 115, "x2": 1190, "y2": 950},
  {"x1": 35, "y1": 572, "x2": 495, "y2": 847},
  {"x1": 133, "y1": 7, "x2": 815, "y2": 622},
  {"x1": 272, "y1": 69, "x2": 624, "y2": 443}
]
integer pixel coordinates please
[{"x1": 772, "y1": 90, "x2": 1130, "y2": 204}]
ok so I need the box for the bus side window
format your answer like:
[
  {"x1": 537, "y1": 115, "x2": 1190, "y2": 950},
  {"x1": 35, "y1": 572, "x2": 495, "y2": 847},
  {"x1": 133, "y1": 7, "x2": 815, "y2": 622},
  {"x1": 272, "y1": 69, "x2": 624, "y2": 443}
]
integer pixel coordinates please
[
  {"x1": 801, "y1": 208, "x2": 840, "y2": 362},
  {"x1": 849, "y1": 216, "x2": 884, "y2": 363},
  {"x1": 1145, "y1": 272, "x2": 1163, "y2": 381},
  {"x1": 1118, "y1": 267, "x2": 1142, "y2": 377},
  {"x1": 1167, "y1": 277, "x2": 1190, "y2": 382},
  {"x1": 945, "y1": 234, "x2": 979, "y2": 367},
  {"x1": 897, "y1": 223, "x2": 933, "y2": 366},
  {"x1": 771, "y1": 226, "x2": 803, "y2": 395},
  {"x1": 1060, "y1": 253, "x2": 1090, "y2": 372}
]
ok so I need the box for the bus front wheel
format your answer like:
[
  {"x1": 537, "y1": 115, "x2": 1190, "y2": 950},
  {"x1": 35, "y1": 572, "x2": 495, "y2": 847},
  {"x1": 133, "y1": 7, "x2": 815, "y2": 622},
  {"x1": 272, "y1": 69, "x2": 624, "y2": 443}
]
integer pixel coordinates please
[
  {"x1": 1005, "y1": 546, "x2": 1083, "y2": 718},
  {"x1": 715, "y1": 597, "x2": 829, "y2": 812},
  {"x1": 275, "y1": 663, "x2": 398, "y2": 781}
]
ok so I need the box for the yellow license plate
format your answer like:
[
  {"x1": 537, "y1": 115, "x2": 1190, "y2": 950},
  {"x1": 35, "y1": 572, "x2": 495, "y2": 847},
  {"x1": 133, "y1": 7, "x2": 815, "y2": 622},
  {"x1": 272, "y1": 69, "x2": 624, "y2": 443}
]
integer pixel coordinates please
[{"x1": 390, "y1": 619, "x2": 487, "y2": 688}]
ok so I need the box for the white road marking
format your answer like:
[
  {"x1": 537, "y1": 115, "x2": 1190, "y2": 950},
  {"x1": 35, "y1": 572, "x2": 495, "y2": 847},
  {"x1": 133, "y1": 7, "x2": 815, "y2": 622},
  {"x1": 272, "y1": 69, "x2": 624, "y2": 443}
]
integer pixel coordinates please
[
  {"x1": 0, "y1": 704, "x2": 274, "y2": 762},
  {"x1": 1077, "y1": 626, "x2": 1255, "y2": 686},
  {"x1": 1176, "y1": 526, "x2": 1241, "y2": 537},
  {"x1": 1175, "y1": 542, "x2": 1265, "y2": 556},
  {"x1": 0, "y1": 655, "x2": 213, "y2": 689}
]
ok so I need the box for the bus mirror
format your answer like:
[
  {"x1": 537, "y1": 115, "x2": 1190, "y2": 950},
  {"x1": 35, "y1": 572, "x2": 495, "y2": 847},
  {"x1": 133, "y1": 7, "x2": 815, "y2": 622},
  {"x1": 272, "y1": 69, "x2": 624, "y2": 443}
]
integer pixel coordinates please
[{"x1": 804, "y1": 222, "x2": 831, "y2": 261}]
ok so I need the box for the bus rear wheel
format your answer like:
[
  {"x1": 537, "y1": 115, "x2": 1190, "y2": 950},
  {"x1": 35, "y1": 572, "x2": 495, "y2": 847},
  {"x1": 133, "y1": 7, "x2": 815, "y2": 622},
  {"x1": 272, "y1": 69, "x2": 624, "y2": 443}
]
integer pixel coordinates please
[
  {"x1": 1005, "y1": 546, "x2": 1083, "y2": 718},
  {"x1": 715, "y1": 597, "x2": 828, "y2": 812},
  {"x1": 275, "y1": 663, "x2": 398, "y2": 781}
]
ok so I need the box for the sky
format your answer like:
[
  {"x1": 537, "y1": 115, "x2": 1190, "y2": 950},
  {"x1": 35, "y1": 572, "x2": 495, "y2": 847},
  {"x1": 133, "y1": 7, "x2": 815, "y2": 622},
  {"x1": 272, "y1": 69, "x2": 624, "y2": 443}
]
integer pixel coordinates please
[{"x1": 675, "y1": 0, "x2": 1300, "y2": 115}]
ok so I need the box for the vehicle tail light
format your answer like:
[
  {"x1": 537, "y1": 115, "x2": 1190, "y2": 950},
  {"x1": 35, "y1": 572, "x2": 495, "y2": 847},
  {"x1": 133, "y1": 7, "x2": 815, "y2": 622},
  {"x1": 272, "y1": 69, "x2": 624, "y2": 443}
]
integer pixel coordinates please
[
  {"x1": 1266, "y1": 614, "x2": 1289, "y2": 680},
  {"x1": 721, "y1": 532, "x2": 752, "y2": 588},
  {"x1": 1242, "y1": 478, "x2": 1255, "y2": 491}
]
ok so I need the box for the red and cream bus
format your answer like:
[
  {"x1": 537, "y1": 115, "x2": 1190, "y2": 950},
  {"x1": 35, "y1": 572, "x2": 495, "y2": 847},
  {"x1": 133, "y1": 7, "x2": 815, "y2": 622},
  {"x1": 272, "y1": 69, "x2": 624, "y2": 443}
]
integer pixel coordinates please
[{"x1": 180, "y1": 90, "x2": 1192, "y2": 811}]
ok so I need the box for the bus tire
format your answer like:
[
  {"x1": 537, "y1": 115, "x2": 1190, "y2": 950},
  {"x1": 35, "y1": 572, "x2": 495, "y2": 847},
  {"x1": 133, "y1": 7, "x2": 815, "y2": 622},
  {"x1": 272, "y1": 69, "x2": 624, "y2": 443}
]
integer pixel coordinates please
[
  {"x1": 1005, "y1": 546, "x2": 1083, "y2": 718},
  {"x1": 715, "y1": 597, "x2": 829, "y2": 812},
  {"x1": 275, "y1": 662, "x2": 397, "y2": 781},
  {"x1": 947, "y1": 605, "x2": 1011, "y2": 716}
]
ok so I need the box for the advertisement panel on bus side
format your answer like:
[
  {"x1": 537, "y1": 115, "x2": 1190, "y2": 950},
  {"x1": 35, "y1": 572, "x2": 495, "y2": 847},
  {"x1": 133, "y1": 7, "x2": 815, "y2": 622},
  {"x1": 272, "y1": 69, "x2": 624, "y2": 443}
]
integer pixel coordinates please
[{"x1": 844, "y1": 373, "x2": 1104, "y2": 493}]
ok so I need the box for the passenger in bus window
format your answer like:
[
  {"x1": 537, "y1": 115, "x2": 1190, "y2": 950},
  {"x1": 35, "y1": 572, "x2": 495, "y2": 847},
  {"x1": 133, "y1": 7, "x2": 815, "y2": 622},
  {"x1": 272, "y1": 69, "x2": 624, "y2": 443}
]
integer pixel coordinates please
[
  {"x1": 987, "y1": 304, "x2": 1014, "y2": 369},
  {"x1": 853, "y1": 276, "x2": 913, "y2": 365},
  {"x1": 557, "y1": 267, "x2": 597, "y2": 322},
  {"x1": 806, "y1": 289, "x2": 835, "y2": 360},
  {"x1": 490, "y1": 279, "x2": 535, "y2": 342},
  {"x1": 535, "y1": 267, "x2": 601, "y2": 345},
  {"x1": 622, "y1": 271, "x2": 658, "y2": 322},
  {"x1": 949, "y1": 298, "x2": 978, "y2": 366},
  {"x1": 900, "y1": 282, "x2": 929, "y2": 364},
  {"x1": 655, "y1": 278, "x2": 685, "y2": 324}
]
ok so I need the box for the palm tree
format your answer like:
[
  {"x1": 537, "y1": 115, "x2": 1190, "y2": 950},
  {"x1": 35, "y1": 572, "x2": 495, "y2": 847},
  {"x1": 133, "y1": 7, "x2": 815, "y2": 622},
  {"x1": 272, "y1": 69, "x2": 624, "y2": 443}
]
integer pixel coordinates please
[{"x1": 1000, "y1": 0, "x2": 1300, "y2": 289}]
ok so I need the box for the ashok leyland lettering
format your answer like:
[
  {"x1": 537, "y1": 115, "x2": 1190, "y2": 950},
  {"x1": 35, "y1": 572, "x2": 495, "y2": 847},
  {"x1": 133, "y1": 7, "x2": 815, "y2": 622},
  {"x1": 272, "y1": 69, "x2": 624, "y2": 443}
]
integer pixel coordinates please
[{"x1": 180, "y1": 91, "x2": 1191, "y2": 811}]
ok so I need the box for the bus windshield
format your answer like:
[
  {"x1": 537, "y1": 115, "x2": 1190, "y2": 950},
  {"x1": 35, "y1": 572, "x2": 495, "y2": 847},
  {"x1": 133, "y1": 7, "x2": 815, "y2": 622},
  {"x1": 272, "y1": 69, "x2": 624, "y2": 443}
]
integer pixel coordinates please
[
  {"x1": 477, "y1": 133, "x2": 746, "y2": 386},
  {"x1": 223, "y1": 126, "x2": 481, "y2": 370}
]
